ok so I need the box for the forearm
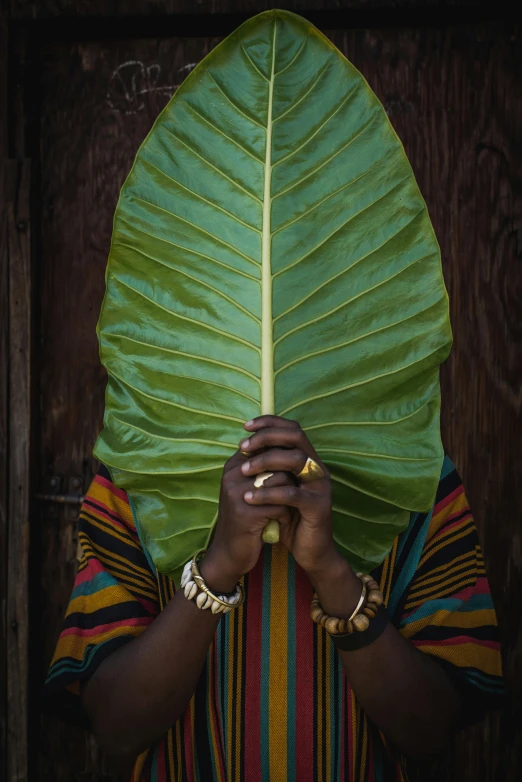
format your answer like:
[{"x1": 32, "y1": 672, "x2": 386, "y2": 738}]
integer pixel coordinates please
[
  {"x1": 308, "y1": 555, "x2": 461, "y2": 756},
  {"x1": 82, "y1": 558, "x2": 237, "y2": 756}
]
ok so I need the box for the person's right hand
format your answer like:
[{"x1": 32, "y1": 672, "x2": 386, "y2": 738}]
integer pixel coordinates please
[{"x1": 200, "y1": 449, "x2": 295, "y2": 593}]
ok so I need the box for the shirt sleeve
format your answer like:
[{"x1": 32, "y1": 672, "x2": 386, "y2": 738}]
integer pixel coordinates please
[
  {"x1": 42, "y1": 464, "x2": 160, "y2": 728},
  {"x1": 396, "y1": 459, "x2": 503, "y2": 725}
]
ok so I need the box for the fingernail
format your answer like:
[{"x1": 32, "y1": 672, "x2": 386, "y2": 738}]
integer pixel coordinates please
[
  {"x1": 244, "y1": 491, "x2": 253, "y2": 500},
  {"x1": 241, "y1": 461, "x2": 250, "y2": 473},
  {"x1": 240, "y1": 439, "x2": 250, "y2": 450},
  {"x1": 244, "y1": 419, "x2": 254, "y2": 427}
]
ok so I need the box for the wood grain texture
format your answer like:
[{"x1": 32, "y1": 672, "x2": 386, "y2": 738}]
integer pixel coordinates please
[
  {"x1": 7, "y1": 158, "x2": 32, "y2": 782},
  {"x1": 0, "y1": 205, "x2": 7, "y2": 782},
  {"x1": 34, "y1": 19, "x2": 521, "y2": 782},
  {"x1": 10, "y1": 0, "x2": 341, "y2": 17},
  {"x1": 10, "y1": 0, "x2": 503, "y2": 21},
  {"x1": 335, "y1": 23, "x2": 522, "y2": 781},
  {"x1": 0, "y1": 9, "x2": 9, "y2": 778},
  {"x1": 37, "y1": 35, "x2": 224, "y2": 782}
]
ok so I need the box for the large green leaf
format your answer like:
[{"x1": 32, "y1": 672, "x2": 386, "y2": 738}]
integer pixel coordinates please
[{"x1": 94, "y1": 9, "x2": 452, "y2": 585}]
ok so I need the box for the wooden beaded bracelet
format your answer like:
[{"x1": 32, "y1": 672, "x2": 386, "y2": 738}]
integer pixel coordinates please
[{"x1": 310, "y1": 573, "x2": 384, "y2": 636}]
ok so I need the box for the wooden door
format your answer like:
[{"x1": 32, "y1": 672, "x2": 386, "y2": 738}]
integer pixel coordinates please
[
  {"x1": 6, "y1": 13, "x2": 520, "y2": 782},
  {"x1": 37, "y1": 34, "x2": 226, "y2": 781}
]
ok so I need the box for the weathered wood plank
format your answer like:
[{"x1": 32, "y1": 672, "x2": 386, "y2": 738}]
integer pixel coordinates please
[
  {"x1": 0, "y1": 207, "x2": 8, "y2": 782},
  {"x1": 8, "y1": 0, "x2": 516, "y2": 22},
  {"x1": 330, "y1": 22, "x2": 522, "y2": 781},
  {"x1": 37, "y1": 35, "x2": 224, "y2": 781},
  {"x1": 0, "y1": 8, "x2": 9, "y2": 778},
  {"x1": 7, "y1": 158, "x2": 32, "y2": 782},
  {"x1": 10, "y1": 0, "x2": 337, "y2": 16},
  {"x1": 34, "y1": 20, "x2": 521, "y2": 782}
]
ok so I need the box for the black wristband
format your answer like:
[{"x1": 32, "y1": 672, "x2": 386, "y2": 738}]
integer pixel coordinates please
[{"x1": 330, "y1": 605, "x2": 389, "y2": 652}]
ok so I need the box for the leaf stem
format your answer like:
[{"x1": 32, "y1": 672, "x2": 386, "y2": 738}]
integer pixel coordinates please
[
  {"x1": 261, "y1": 20, "x2": 279, "y2": 544},
  {"x1": 261, "y1": 20, "x2": 277, "y2": 418}
]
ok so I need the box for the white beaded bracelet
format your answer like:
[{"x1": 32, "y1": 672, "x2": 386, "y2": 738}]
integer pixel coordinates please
[{"x1": 180, "y1": 552, "x2": 244, "y2": 614}]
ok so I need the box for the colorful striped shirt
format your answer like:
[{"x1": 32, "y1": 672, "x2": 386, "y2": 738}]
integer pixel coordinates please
[{"x1": 43, "y1": 455, "x2": 502, "y2": 781}]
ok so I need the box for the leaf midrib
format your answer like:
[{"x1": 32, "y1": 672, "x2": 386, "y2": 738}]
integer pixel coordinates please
[{"x1": 261, "y1": 21, "x2": 277, "y2": 415}]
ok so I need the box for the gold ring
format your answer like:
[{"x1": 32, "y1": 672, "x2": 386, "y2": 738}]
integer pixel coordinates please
[
  {"x1": 254, "y1": 471, "x2": 274, "y2": 488},
  {"x1": 296, "y1": 457, "x2": 324, "y2": 483}
]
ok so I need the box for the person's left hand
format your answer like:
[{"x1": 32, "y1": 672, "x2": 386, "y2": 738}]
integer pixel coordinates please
[{"x1": 239, "y1": 415, "x2": 340, "y2": 576}]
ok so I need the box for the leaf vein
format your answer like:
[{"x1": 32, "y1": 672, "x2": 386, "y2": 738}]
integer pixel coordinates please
[
  {"x1": 161, "y1": 126, "x2": 262, "y2": 205},
  {"x1": 279, "y1": 334, "x2": 444, "y2": 415},
  {"x1": 108, "y1": 369, "x2": 245, "y2": 424},
  {"x1": 273, "y1": 56, "x2": 333, "y2": 123},
  {"x1": 330, "y1": 473, "x2": 416, "y2": 512},
  {"x1": 117, "y1": 241, "x2": 261, "y2": 326},
  {"x1": 273, "y1": 38, "x2": 307, "y2": 77},
  {"x1": 273, "y1": 84, "x2": 357, "y2": 168},
  {"x1": 130, "y1": 195, "x2": 259, "y2": 269},
  {"x1": 181, "y1": 100, "x2": 265, "y2": 164},
  {"x1": 272, "y1": 155, "x2": 384, "y2": 236},
  {"x1": 207, "y1": 71, "x2": 266, "y2": 130},
  {"x1": 275, "y1": 298, "x2": 443, "y2": 375},
  {"x1": 152, "y1": 524, "x2": 216, "y2": 542},
  {"x1": 331, "y1": 505, "x2": 394, "y2": 524},
  {"x1": 141, "y1": 155, "x2": 261, "y2": 233},
  {"x1": 274, "y1": 211, "x2": 426, "y2": 343},
  {"x1": 325, "y1": 449, "x2": 437, "y2": 462},
  {"x1": 304, "y1": 400, "x2": 432, "y2": 430},
  {"x1": 112, "y1": 275, "x2": 261, "y2": 353},
  {"x1": 273, "y1": 175, "x2": 411, "y2": 286},
  {"x1": 240, "y1": 43, "x2": 270, "y2": 82},
  {"x1": 117, "y1": 220, "x2": 259, "y2": 282},
  {"x1": 102, "y1": 332, "x2": 261, "y2": 385},
  {"x1": 110, "y1": 415, "x2": 237, "y2": 448},
  {"x1": 120, "y1": 362, "x2": 258, "y2": 404},
  {"x1": 272, "y1": 114, "x2": 376, "y2": 200}
]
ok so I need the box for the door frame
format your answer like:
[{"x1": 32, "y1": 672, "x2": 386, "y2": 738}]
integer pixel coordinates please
[{"x1": 0, "y1": 3, "x2": 516, "y2": 780}]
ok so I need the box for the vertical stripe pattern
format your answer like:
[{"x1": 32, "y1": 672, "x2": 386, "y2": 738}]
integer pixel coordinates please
[{"x1": 43, "y1": 457, "x2": 503, "y2": 781}]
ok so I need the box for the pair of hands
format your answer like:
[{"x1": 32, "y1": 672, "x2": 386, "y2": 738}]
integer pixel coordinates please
[{"x1": 201, "y1": 415, "x2": 343, "y2": 592}]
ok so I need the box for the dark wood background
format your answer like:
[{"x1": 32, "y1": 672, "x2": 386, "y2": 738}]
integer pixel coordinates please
[{"x1": 1, "y1": 2, "x2": 521, "y2": 780}]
